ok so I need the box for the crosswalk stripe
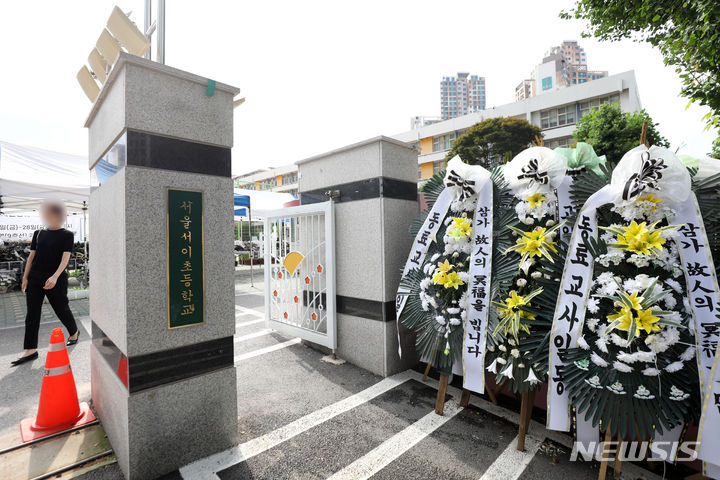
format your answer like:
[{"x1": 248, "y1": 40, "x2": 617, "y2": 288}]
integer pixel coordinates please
[
  {"x1": 326, "y1": 400, "x2": 463, "y2": 480},
  {"x1": 234, "y1": 329, "x2": 272, "y2": 343},
  {"x1": 234, "y1": 305, "x2": 264, "y2": 318},
  {"x1": 235, "y1": 318, "x2": 265, "y2": 328},
  {"x1": 233, "y1": 338, "x2": 301, "y2": 362},
  {"x1": 178, "y1": 370, "x2": 415, "y2": 480},
  {"x1": 478, "y1": 435, "x2": 543, "y2": 480}
]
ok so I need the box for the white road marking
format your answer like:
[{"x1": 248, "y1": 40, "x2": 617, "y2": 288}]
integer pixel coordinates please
[
  {"x1": 234, "y1": 329, "x2": 272, "y2": 343},
  {"x1": 327, "y1": 400, "x2": 463, "y2": 480},
  {"x1": 478, "y1": 435, "x2": 542, "y2": 480},
  {"x1": 235, "y1": 305, "x2": 264, "y2": 318},
  {"x1": 235, "y1": 318, "x2": 265, "y2": 328},
  {"x1": 178, "y1": 371, "x2": 415, "y2": 480},
  {"x1": 233, "y1": 338, "x2": 302, "y2": 362}
]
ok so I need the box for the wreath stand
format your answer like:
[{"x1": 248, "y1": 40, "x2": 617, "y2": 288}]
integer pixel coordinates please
[
  {"x1": 516, "y1": 389, "x2": 536, "y2": 451},
  {"x1": 596, "y1": 421, "x2": 625, "y2": 480}
]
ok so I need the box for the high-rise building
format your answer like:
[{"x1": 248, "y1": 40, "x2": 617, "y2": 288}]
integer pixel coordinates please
[
  {"x1": 440, "y1": 72, "x2": 486, "y2": 120},
  {"x1": 515, "y1": 79, "x2": 533, "y2": 101},
  {"x1": 515, "y1": 40, "x2": 608, "y2": 99}
]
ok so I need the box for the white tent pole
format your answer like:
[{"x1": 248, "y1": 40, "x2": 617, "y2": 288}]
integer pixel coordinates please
[
  {"x1": 249, "y1": 200, "x2": 253, "y2": 287},
  {"x1": 83, "y1": 201, "x2": 88, "y2": 288}
]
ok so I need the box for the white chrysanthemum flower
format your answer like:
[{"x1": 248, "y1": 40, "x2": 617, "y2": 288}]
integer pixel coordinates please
[
  {"x1": 680, "y1": 346, "x2": 696, "y2": 362},
  {"x1": 430, "y1": 253, "x2": 441, "y2": 262},
  {"x1": 591, "y1": 352, "x2": 608, "y2": 367},
  {"x1": 577, "y1": 336, "x2": 590, "y2": 350},
  {"x1": 449, "y1": 318, "x2": 462, "y2": 326},
  {"x1": 508, "y1": 338, "x2": 516, "y2": 346},
  {"x1": 586, "y1": 317, "x2": 599, "y2": 332},
  {"x1": 610, "y1": 333, "x2": 627, "y2": 347},
  {"x1": 663, "y1": 294, "x2": 677, "y2": 309},
  {"x1": 628, "y1": 254, "x2": 651, "y2": 268},
  {"x1": 435, "y1": 316, "x2": 446, "y2": 325},
  {"x1": 531, "y1": 271, "x2": 542, "y2": 279},
  {"x1": 642, "y1": 367, "x2": 660, "y2": 376},
  {"x1": 498, "y1": 344, "x2": 507, "y2": 352},
  {"x1": 587, "y1": 298, "x2": 600, "y2": 314},
  {"x1": 447, "y1": 307, "x2": 461, "y2": 315},
  {"x1": 595, "y1": 336, "x2": 609, "y2": 353},
  {"x1": 510, "y1": 348, "x2": 520, "y2": 358},
  {"x1": 665, "y1": 278, "x2": 682, "y2": 293},
  {"x1": 516, "y1": 278, "x2": 527, "y2": 287},
  {"x1": 601, "y1": 231, "x2": 616, "y2": 243},
  {"x1": 496, "y1": 356, "x2": 507, "y2": 365},
  {"x1": 665, "y1": 361, "x2": 684, "y2": 373},
  {"x1": 613, "y1": 361, "x2": 633, "y2": 373}
]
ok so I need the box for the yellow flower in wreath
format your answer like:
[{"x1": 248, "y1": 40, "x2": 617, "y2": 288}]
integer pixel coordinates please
[
  {"x1": 442, "y1": 271, "x2": 465, "y2": 289},
  {"x1": 505, "y1": 223, "x2": 562, "y2": 264},
  {"x1": 638, "y1": 193, "x2": 662, "y2": 211},
  {"x1": 602, "y1": 220, "x2": 677, "y2": 256},
  {"x1": 437, "y1": 260, "x2": 453, "y2": 273},
  {"x1": 447, "y1": 217, "x2": 473, "y2": 238},
  {"x1": 525, "y1": 192, "x2": 546, "y2": 208}
]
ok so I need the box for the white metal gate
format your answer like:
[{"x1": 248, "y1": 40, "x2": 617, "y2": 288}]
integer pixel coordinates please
[{"x1": 264, "y1": 201, "x2": 336, "y2": 349}]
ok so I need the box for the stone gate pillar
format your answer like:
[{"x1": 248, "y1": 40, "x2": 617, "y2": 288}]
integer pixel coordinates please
[
  {"x1": 85, "y1": 53, "x2": 239, "y2": 479},
  {"x1": 297, "y1": 136, "x2": 419, "y2": 376}
]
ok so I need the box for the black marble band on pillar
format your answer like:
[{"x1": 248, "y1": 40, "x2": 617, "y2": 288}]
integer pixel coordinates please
[
  {"x1": 92, "y1": 322, "x2": 234, "y2": 393},
  {"x1": 300, "y1": 177, "x2": 417, "y2": 205},
  {"x1": 125, "y1": 129, "x2": 232, "y2": 177}
]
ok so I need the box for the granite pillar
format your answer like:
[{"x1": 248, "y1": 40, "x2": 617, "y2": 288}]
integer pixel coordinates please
[
  {"x1": 85, "y1": 53, "x2": 239, "y2": 479},
  {"x1": 297, "y1": 136, "x2": 419, "y2": 376}
]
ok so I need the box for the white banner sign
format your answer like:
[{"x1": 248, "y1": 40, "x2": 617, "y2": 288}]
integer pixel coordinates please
[
  {"x1": 678, "y1": 196, "x2": 720, "y2": 472},
  {"x1": 0, "y1": 216, "x2": 83, "y2": 242},
  {"x1": 462, "y1": 178, "x2": 493, "y2": 394},
  {"x1": 547, "y1": 186, "x2": 615, "y2": 431},
  {"x1": 396, "y1": 188, "x2": 453, "y2": 355}
]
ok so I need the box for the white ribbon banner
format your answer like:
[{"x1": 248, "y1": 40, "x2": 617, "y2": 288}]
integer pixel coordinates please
[
  {"x1": 395, "y1": 188, "x2": 453, "y2": 355},
  {"x1": 556, "y1": 176, "x2": 575, "y2": 240},
  {"x1": 678, "y1": 196, "x2": 720, "y2": 473},
  {"x1": 462, "y1": 178, "x2": 493, "y2": 394},
  {"x1": 547, "y1": 186, "x2": 615, "y2": 431}
]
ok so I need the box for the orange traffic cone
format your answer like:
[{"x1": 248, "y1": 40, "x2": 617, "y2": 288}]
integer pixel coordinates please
[{"x1": 20, "y1": 328, "x2": 96, "y2": 442}]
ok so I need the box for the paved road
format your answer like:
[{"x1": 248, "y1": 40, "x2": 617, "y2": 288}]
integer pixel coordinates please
[{"x1": 0, "y1": 271, "x2": 670, "y2": 479}]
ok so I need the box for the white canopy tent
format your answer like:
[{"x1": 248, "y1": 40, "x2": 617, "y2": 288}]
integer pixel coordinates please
[
  {"x1": 0, "y1": 140, "x2": 91, "y2": 215},
  {"x1": 233, "y1": 188, "x2": 297, "y2": 220}
]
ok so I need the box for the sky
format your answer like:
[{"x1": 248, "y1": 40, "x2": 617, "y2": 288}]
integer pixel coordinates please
[{"x1": 0, "y1": 0, "x2": 716, "y2": 176}]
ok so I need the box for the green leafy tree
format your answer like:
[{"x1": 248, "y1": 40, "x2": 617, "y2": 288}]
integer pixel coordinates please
[
  {"x1": 445, "y1": 117, "x2": 542, "y2": 168},
  {"x1": 561, "y1": 0, "x2": 720, "y2": 157},
  {"x1": 573, "y1": 103, "x2": 669, "y2": 162}
]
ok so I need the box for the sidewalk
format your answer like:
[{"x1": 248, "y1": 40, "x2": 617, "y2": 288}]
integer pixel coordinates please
[{"x1": 0, "y1": 290, "x2": 89, "y2": 329}]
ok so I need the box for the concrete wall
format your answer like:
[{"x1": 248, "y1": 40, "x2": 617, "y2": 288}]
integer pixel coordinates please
[{"x1": 297, "y1": 136, "x2": 419, "y2": 376}]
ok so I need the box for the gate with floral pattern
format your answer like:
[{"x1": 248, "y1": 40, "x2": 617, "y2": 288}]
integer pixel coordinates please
[{"x1": 263, "y1": 201, "x2": 336, "y2": 349}]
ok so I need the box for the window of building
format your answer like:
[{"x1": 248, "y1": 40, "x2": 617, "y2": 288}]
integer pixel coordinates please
[
  {"x1": 282, "y1": 172, "x2": 298, "y2": 185},
  {"x1": 541, "y1": 77, "x2": 553, "y2": 91},
  {"x1": 557, "y1": 105, "x2": 575, "y2": 126},
  {"x1": 433, "y1": 160, "x2": 445, "y2": 174},
  {"x1": 579, "y1": 94, "x2": 621, "y2": 118},
  {"x1": 432, "y1": 132, "x2": 458, "y2": 152},
  {"x1": 541, "y1": 104, "x2": 576, "y2": 129}
]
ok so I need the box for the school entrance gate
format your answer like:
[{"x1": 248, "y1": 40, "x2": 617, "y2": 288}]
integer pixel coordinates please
[{"x1": 263, "y1": 201, "x2": 337, "y2": 349}]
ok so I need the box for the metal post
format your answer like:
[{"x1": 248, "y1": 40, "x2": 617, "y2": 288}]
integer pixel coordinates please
[
  {"x1": 144, "y1": 0, "x2": 151, "y2": 60},
  {"x1": 82, "y1": 202, "x2": 88, "y2": 288},
  {"x1": 249, "y1": 201, "x2": 254, "y2": 287},
  {"x1": 157, "y1": 0, "x2": 166, "y2": 64}
]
